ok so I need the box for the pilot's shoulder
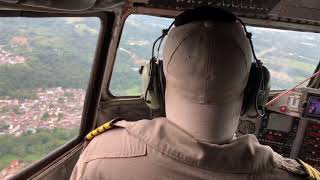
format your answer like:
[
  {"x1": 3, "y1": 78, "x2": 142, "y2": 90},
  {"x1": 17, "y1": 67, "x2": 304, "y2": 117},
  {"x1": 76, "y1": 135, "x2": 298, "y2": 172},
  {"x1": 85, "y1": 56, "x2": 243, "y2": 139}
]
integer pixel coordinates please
[
  {"x1": 252, "y1": 157, "x2": 320, "y2": 180},
  {"x1": 294, "y1": 159, "x2": 320, "y2": 180},
  {"x1": 85, "y1": 118, "x2": 124, "y2": 141},
  {"x1": 267, "y1": 157, "x2": 319, "y2": 180},
  {"x1": 82, "y1": 119, "x2": 147, "y2": 163}
]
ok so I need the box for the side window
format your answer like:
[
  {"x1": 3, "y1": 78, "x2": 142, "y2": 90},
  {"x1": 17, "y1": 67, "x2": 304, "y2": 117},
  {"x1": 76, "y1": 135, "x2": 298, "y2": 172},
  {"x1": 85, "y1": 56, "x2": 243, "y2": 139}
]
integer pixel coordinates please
[
  {"x1": 109, "y1": 15, "x2": 173, "y2": 96},
  {"x1": 0, "y1": 17, "x2": 100, "y2": 178}
]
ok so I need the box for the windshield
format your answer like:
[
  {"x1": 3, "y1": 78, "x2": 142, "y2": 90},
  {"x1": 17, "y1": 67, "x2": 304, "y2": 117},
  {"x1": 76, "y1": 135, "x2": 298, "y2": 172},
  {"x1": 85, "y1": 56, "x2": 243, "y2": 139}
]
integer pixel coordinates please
[
  {"x1": 109, "y1": 15, "x2": 320, "y2": 96},
  {"x1": 248, "y1": 27, "x2": 320, "y2": 90}
]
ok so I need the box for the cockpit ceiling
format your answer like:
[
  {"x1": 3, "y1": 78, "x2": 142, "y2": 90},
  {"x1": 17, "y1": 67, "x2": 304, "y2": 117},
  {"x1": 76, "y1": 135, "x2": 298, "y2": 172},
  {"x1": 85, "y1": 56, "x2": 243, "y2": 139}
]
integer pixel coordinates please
[
  {"x1": 144, "y1": 0, "x2": 320, "y2": 27},
  {"x1": 0, "y1": 0, "x2": 125, "y2": 11},
  {"x1": 148, "y1": 0, "x2": 281, "y2": 14},
  {"x1": 0, "y1": 0, "x2": 320, "y2": 27}
]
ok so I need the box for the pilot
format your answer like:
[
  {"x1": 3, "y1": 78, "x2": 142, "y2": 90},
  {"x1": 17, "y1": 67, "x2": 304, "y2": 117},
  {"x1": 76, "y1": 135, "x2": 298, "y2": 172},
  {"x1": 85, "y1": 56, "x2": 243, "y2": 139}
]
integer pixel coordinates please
[{"x1": 71, "y1": 7, "x2": 319, "y2": 180}]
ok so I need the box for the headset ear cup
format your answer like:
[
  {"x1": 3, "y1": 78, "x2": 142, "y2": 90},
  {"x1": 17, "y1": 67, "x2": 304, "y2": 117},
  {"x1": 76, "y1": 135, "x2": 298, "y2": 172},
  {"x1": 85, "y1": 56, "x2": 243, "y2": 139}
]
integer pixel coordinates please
[
  {"x1": 141, "y1": 59, "x2": 161, "y2": 110},
  {"x1": 258, "y1": 66, "x2": 271, "y2": 108},
  {"x1": 140, "y1": 61, "x2": 152, "y2": 103},
  {"x1": 241, "y1": 63, "x2": 270, "y2": 117}
]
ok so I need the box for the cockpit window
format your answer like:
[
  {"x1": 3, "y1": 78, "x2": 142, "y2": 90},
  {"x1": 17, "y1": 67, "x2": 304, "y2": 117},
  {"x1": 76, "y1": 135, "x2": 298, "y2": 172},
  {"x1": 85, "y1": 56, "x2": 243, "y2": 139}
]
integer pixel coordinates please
[
  {"x1": 249, "y1": 27, "x2": 320, "y2": 90},
  {"x1": 109, "y1": 14, "x2": 320, "y2": 96},
  {"x1": 0, "y1": 16, "x2": 100, "y2": 177},
  {"x1": 110, "y1": 15, "x2": 173, "y2": 96}
]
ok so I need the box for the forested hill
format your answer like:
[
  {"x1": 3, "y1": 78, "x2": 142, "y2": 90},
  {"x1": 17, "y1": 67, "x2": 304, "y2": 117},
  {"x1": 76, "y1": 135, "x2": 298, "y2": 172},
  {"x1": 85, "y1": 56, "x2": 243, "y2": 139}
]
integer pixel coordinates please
[
  {"x1": 0, "y1": 15, "x2": 319, "y2": 98},
  {"x1": 0, "y1": 17, "x2": 100, "y2": 99}
]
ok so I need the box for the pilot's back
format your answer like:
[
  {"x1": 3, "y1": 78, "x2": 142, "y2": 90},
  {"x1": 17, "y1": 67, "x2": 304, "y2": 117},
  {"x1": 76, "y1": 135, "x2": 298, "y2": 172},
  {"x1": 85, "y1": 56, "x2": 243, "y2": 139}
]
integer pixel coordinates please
[{"x1": 71, "y1": 118, "x2": 306, "y2": 180}]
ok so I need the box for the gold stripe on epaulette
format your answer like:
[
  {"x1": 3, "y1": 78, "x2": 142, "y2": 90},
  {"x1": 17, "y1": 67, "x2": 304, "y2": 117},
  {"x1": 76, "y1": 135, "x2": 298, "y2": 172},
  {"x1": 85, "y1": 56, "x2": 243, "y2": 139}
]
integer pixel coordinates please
[
  {"x1": 86, "y1": 121, "x2": 113, "y2": 141},
  {"x1": 297, "y1": 159, "x2": 320, "y2": 180}
]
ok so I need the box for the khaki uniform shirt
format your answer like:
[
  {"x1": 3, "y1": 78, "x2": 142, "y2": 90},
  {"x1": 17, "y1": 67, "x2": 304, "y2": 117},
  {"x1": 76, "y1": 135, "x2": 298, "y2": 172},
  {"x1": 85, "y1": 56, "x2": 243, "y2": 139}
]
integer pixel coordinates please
[{"x1": 71, "y1": 118, "x2": 306, "y2": 180}]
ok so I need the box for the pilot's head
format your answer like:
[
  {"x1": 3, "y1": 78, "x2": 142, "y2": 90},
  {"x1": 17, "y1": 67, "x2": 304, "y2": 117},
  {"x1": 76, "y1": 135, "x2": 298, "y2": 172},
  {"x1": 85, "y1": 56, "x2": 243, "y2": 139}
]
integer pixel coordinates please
[{"x1": 163, "y1": 7, "x2": 252, "y2": 144}]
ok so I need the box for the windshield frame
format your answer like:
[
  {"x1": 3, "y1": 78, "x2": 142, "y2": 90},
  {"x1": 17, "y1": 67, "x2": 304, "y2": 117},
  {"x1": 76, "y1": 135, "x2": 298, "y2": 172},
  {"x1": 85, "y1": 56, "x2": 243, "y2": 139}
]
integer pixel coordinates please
[{"x1": 106, "y1": 10, "x2": 320, "y2": 99}]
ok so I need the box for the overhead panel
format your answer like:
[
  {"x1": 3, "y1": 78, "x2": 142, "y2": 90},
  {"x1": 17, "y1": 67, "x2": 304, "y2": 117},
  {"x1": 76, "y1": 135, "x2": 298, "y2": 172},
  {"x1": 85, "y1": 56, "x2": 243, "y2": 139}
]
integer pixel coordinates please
[
  {"x1": 145, "y1": 0, "x2": 320, "y2": 25},
  {"x1": 148, "y1": 0, "x2": 281, "y2": 14},
  {"x1": 278, "y1": 0, "x2": 320, "y2": 22}
]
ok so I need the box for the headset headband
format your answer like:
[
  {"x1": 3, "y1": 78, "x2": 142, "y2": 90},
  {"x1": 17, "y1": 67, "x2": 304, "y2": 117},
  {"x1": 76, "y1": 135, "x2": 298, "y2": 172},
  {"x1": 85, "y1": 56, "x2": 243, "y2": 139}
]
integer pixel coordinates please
[{"x1": 153, "y1": 7, "x2": 261, "y2": 65}]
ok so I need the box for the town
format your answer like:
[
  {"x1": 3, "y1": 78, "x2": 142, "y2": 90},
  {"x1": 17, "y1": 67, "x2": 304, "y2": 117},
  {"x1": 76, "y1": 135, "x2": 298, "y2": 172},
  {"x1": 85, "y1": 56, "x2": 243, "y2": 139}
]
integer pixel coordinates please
[
  {"x1": 0, "y1": 47, "x2": 26, "y2": 65},
  {"x1": 0, "y1": 87, "x2": 85, "y2": 136},
  {"x1": 0, "y1": 87, "x2": 86, "y2": 179}
]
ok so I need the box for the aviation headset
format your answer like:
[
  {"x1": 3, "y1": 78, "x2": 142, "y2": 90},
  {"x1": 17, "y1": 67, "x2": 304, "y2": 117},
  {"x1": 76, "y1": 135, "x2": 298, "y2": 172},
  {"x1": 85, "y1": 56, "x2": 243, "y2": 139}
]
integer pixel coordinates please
[{"x1": 139, "y1": 7, "x2": 271, "y2": 117}]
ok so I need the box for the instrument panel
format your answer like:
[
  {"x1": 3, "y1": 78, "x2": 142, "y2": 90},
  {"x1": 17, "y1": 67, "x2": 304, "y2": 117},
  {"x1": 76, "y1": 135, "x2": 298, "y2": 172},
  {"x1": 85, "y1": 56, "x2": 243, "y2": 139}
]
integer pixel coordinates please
[
  {"x1": 258, "y1": 113, "x2": 300, "y2": 158},
  {"x1": 237, "y1": 87, "x2": 320, "y2": 169}
]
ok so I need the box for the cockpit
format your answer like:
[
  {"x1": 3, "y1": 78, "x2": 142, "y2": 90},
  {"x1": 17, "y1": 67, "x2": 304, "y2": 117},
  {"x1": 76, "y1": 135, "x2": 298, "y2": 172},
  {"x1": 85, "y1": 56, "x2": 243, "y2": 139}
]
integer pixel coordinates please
[{"x1": 0, "y1": 0, "x2": 319, "y2": 179}]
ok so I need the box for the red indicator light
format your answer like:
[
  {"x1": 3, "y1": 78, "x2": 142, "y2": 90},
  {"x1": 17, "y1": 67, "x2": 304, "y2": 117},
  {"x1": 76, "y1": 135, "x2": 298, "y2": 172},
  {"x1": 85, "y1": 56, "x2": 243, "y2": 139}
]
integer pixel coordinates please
[{"x1": 280, "y1": 106, "x2": 287, "y2": 112}]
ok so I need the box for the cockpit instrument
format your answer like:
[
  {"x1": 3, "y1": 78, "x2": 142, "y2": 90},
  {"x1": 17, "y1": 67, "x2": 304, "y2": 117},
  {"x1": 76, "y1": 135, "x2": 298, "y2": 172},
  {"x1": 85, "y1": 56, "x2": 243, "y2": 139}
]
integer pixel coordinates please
[
  {"x1": 238, "y1": 84, "x2": 320, "y2": 169},
  {"x1": 238, "y1": 120, "x2": 255, "y2": 134},
  {"x1": 299, "y1": 121, "x2": 320, "y2": 167},
  {"x1": 304, "y1": 96, "x2": 320, "y2": 119},
  {"x1": 258, "y1": 112, "x2": 299, "y2": 157},
  {"x1": 267, "y1": 113, "x2": 294, "y2": 133},
  {"x1": 267, "y1": 90, "x2": 302, "y2": 117}
]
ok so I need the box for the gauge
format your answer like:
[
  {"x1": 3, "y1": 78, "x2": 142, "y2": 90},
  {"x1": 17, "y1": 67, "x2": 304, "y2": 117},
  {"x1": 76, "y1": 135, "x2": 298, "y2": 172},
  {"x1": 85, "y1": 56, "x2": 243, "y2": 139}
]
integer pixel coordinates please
[{"x1": 238, "y1": 120, "x2": 256, "y2": 134}]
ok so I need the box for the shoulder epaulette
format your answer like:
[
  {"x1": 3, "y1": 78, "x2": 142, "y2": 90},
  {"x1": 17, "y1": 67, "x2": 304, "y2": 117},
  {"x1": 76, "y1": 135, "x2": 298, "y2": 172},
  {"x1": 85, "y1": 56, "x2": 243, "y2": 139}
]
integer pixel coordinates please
[
  {"x1": 297, "y1": 159, "x2": 320, "y2": 180},
  {"x1": 85, "y1": 118, "x2": 123, "y2": 141}
]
